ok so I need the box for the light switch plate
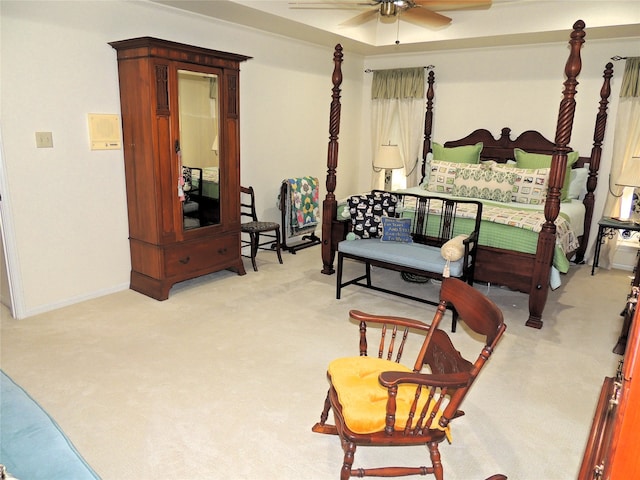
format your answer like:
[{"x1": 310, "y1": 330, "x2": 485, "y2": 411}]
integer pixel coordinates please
[{"x1": 35, "y1": 132, "x2": 53, "y2": 148}]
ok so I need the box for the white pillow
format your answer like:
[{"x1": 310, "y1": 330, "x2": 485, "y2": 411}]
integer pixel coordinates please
[{"x1": 568, "y1": 166, "x2": 589, "y2": 200}]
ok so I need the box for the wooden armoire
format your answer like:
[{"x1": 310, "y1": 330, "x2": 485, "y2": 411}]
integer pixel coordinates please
[{"x1": 109, "y1": 37, "x2": 250, "y2": 300}]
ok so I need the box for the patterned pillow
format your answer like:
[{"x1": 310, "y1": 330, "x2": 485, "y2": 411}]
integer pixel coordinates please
[
  {"x1": 514, "y1": 148, "x2": 579, "y2": 202},
  {"x1": 425, "y1": 160, "x2": 461, "y2": 194},
  {"x1": 452, "y1": 163, "x2": 515, "y2": 202},
  {"x1": 380, "y1": 217, "x2": 413, "y2": 243},
  {"x1": 182, "y1": 166, "x2": 193, "y2": 191},
  {"x1": 348, "y1": 192, "x2": 398, "y2": 239},
  {"x1": 498, "y1": 165, "x2": 550, "y2": 205},
  {"x1": 419, "y1": 151, "x2": 434, "y2": 187}
]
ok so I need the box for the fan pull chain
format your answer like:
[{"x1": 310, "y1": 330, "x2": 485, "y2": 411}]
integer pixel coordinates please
[{"x1": 395, "y1": 18, "x2": 401, "y2": 45}]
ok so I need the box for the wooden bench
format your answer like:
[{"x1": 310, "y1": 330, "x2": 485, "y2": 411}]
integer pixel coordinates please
[{"x1": 336, "y1": 192, "x2": 482, "y2": 330}]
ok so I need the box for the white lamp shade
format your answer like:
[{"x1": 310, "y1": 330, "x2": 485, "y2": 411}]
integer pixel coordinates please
[
  {"x1": 375, "y1": 144, "x2": 403, "y2": 169},
  {"x1": 616, "y1": 156, "x2": 640, "y2": 188}
]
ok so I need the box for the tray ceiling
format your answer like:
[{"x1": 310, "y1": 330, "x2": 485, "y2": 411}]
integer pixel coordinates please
[{"x1": 150, "y1": 0, "x2": 640, "y2": 54}]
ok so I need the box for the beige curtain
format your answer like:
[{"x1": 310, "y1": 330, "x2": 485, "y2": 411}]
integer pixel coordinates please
[
  {"x1": 371, "y1": 68, "x2": 425, "y2": 189},
  {"x1": 598, "y1": 57, "x2": 640, "y2": 268},
  {"x1": 371, "y1": 99, "x2": 395, "y2": 189},
  {"x1": 371, "y1": 68, "x2": 424, "y2": 100}
]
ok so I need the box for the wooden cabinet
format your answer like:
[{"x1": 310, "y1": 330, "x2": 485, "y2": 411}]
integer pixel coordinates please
[
  {"x1": 110, "y1": 37, "x2": 250, "y2": 300},
  {"x1": 579, "y1": 288, "x2": 640, "y2": 479}
]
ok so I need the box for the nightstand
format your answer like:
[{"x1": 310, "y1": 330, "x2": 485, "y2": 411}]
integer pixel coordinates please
[{"x1": 591, "y1": 216, "x2": 640, "y2": 275}]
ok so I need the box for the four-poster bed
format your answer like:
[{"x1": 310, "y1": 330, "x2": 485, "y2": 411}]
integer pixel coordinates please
[{"x1": 320, "y1": 20, "x2": 614, "y2": 329}]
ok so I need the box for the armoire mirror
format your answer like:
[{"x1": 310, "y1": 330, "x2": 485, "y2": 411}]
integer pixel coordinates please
[{"x1": 178, "y1": 69, "x2": 221, "y2": 230}]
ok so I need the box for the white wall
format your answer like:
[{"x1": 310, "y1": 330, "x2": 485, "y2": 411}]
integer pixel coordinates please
[
  {"x1": 2, "y1": 1, "x2": 637, "y2": 317},
  {"x1": 0, "y1": 0, "x2": 365, "y2": 317}
]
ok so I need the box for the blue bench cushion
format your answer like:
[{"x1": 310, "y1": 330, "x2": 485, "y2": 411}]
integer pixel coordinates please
[
  {"x1": 0, "y1": 371, "x2": 100, "y2": 480},
  {"x1": 338, "y1": 239, "x2": 465, "y2": 278}
]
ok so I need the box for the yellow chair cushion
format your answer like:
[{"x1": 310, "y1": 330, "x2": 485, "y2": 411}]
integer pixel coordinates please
[{"x1": 328, "y1": 356, "x2": 448, "y2": 436}]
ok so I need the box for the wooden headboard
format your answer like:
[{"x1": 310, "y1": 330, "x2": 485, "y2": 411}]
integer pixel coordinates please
[
  {"x1": 440, "y1": 127, "x2": 590, "y2": 170},
  {"x1": 445, "y1": 128, "x2": 557, "y2": 161}
]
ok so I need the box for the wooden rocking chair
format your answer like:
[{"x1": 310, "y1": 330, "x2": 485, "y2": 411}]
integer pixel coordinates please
[{"x1": 312, "y1": 277, "x2": 506, "y2": 480}]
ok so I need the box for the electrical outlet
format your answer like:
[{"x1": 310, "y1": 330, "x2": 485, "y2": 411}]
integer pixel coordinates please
[{"x1": 35, "y1": 131, "x2": 53, "y2": 148}]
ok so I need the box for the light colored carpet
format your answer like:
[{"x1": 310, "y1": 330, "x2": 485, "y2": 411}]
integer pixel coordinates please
[{"x1": 0, "y1": 247, "x2": 630, "y2": 480}]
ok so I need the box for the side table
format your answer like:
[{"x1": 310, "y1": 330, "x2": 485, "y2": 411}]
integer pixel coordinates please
[{"x1": 591, "y1": 216, "x2": 640, "y2": 275}]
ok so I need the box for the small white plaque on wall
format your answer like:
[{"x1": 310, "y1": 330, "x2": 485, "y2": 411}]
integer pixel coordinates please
[{"x1": 88, "y1": 114, "x2": 122, "y2": 150}]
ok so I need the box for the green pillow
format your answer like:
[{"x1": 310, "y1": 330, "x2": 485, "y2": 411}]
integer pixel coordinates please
[
  {"x1": 432, "y1": 142, "x2": 482, "y2": 164},
  {"x1": 514, "y1": 148, "x2": 579, "y2": 201}
]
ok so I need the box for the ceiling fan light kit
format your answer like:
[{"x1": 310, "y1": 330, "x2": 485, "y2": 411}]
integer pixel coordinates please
[
  {"x1": 379, "y1": 1, "x2": 399, "y2": 24},
  {"x1": 380, "y1": 1, "x2": 398, "y2": 17}
]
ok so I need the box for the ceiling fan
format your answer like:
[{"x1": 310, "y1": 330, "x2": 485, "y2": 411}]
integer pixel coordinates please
[{"x1": 289, "y1": 0, "x2": 492, "y2": 29}]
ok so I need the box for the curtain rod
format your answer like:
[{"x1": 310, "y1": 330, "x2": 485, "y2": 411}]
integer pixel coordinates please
[{"x1": 364, "y1": 65, "x2": 435, "y2": 73}]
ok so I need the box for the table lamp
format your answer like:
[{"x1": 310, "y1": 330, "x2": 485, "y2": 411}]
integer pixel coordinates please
[
  {"x1": 375, "y1": 143, "x2": 403, "y2": 190},
  {"x1": 615, "y1": 156, "x2": 640, "y2": 222}
]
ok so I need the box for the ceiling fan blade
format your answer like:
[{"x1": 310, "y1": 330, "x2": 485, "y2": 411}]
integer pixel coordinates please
[
  {"x1": 401, "y1": 7, "x2": 451, "y2": 27},
  {"x1": 339, "y1": 8, "x2": 380, "y2": 27},
  {"x1": 413, "y1": 0, "x2": 492, "y2": 11},
  {"x1": 289, "y1": 1, "x2": 378, "y2": 10}
]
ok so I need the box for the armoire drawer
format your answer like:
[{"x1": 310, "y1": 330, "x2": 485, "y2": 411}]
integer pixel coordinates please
[{"x1": 164, "y1": 235, "x2": 239, "y2": 277}]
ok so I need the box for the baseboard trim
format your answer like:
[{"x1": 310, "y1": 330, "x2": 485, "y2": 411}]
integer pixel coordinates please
[
  {"x1": 613, "y1": 242, "x2": 639, "y2": 273},
  {"x1": 612, "y1": 263, "x2": 634, "y2": 272},
  {"x1": 19, "y1": 283, "x2": 129, "y2": 319}
]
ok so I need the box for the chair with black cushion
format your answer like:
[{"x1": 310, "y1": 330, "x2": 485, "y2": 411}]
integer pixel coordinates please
[
  {"x1": 182, "y1": 166, "x2": 203, "y2": 228},
  {"x1": 240, "y1": 186, "x2": 283, "y2": 271},
  {"x1": 312, "y1": 277, "x2": 506, "y2": 480}
]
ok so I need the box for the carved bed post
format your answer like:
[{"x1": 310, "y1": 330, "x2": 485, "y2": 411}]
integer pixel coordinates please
[
  {"x1": 421, "y1": 71, "x2": 435, "y2": 182},
  {"x1": 575, "y1": 62, "x2": 614, "y2": 263},
  {"x1": 321, "y1": 44, "x2": 344, "y2": 275},
  {"x1": 527, "y1": 20, "x2": 585, "y2": 329}
]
